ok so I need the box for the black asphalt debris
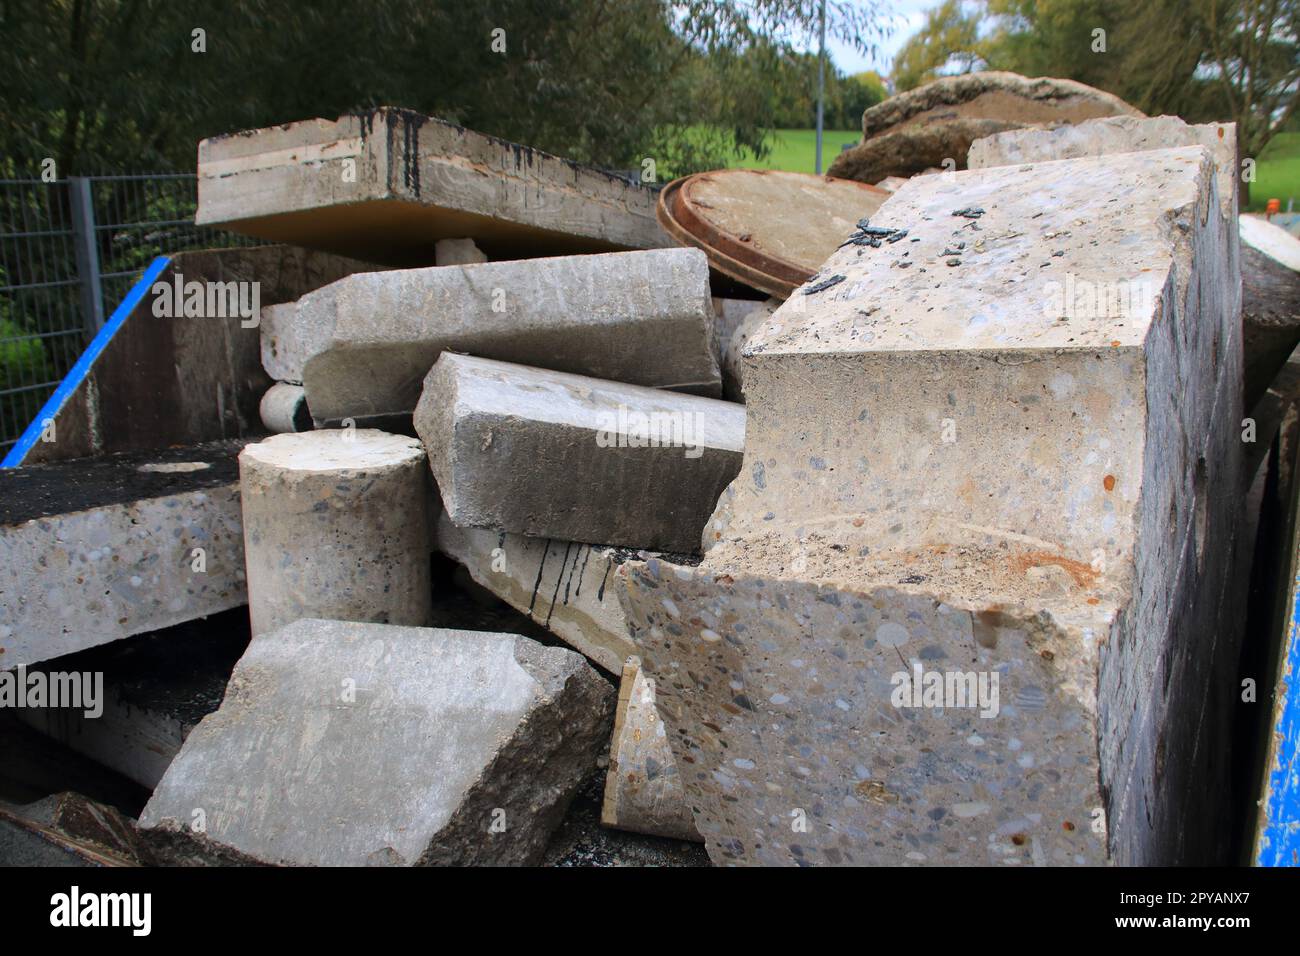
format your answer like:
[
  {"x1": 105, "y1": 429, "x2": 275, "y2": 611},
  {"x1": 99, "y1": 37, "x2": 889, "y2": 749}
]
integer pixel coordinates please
[
  {"x1": 839, "y1": 218, "x2": 908, "y2": 250},
  {"x1": 804, "y1": 273, "x2": 846, "y2": 294}
]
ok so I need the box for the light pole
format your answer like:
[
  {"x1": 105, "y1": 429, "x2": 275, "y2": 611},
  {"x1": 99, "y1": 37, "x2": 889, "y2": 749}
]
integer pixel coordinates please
[{"x1": 815, "y1": 0, "x2": 827, "y2": 175}]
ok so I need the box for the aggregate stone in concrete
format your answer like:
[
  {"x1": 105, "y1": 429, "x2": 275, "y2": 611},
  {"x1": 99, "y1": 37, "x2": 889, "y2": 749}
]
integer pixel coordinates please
[
  {"x1": 416, "y1": 353, "x2": 745, "y2": 553},
  {"x1": 138, "y1": 618, "x2": 615, "y2": 866},
  {"x1": 602, "y1": 656, "x2": 700, "y2": 842},
  {"x1": 619, "y1": 147, "x2": 1245, "y2": 865},
  {"x1": 0, "y1": 441, "x2": 247, "y2": 668},
  {"x1": 269, "y1": 247, "x2": 720, "y2": 425},
  {"x1": 239, "y1": 429, "x2": 432, "y2": 636}
]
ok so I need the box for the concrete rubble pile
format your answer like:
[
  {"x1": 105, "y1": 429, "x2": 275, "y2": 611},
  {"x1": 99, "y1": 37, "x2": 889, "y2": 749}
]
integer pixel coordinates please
[{"x1": 1, "y1": 99, "x2": 1286, "y2": 867}]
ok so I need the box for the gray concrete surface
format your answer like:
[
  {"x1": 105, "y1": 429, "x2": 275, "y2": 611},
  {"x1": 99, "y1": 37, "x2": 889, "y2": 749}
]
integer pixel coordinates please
[
  {"x1": 268, "y1": 247, "x2": 721, "y2": 425},
  {"x1": 138, "y1": 618, "x2": 614, "y2": 866},
  {"x1": 239, "y1": 430, "x2": 432, "y2": 636},
  {"x1": 416, "y1": 353, "x2": 745, "y2": 553},
  {"x1": 619, "y1": 146, "x2": 1246, "y2": 866}
]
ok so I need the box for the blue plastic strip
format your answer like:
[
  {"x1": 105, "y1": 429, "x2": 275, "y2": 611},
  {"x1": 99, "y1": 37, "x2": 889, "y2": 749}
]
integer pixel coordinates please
[
  {"x1": 1258, "y1": 564, "x2": 1300, "y2": 866},
  {"x1": 2, "y1": 255, "x2": 171, "y2": 468}
]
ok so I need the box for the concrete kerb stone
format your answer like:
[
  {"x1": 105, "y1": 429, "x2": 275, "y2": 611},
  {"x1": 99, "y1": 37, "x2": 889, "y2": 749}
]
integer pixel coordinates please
[
  {"x1": 416, "y1": 353, "x2": 745, "y2": 553},
  {"x1": 269, "y1": 248, "x2": 721, "y2": 426}
]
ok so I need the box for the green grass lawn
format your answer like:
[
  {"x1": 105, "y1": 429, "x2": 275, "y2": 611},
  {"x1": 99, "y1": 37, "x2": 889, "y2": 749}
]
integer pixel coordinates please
[
  {"x1": 727, "y1": 128, "x2": 862, "y2": 174},
  {"x1": 711, "y1": 127, "x2": 1300, "y2": 211},
  {"x1": 1252, "y1": 131, "x2": 1300, "y2": 212}
]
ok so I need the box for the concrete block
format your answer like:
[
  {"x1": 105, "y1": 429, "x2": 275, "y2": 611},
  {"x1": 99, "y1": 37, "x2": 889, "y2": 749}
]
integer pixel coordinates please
[
  {"x1": 1241, "y1": 215, "x2": 1300, "y2": 406},
  {"x1": 722, "y1": 301, "x2": 777, "y2": 402},
  {"x1": 435, "y1": 238, "x2": 487, "y2": 266},
  {"x1": 0, "y1": 441, "x2": 247, "y2": 668},
  {"x1": 618, "y1": 147, "x2": 1245, "y2": 865},
  {"x1": 828, "y1": 71, "x2": 1141, "y2": 184},
  {"x1": 239, "y1": 430, "x2": 432, "y2": 636},
  {"x1": 197, "y1": 107, "x2": 669, "y2": 265},
  {"x1": 965, "y1": 116, "x2": 1300, "y2": 408},
  {"x1": 602, "y1": 657, "x2": 700, "y2": 842},
  {"x1": 138, "y1": 618, "x2": 614, "y2": 866},
  {"x1": 434, "y1": 512, "x2": 638, "y2": 673},
  {"x1": 967, "y1": 114, "x2": 1238, "y2": 218},
  {"x1": 271, "y1": 248, "x2": 721, "y2": 425},
  {"x1": 712, "y1": 297, "x2": 768, "y2": 359},
  {"x1": 433, "y1": 520, "x2": 701, "y2": 841},
  {"x1": 416, "y1": 353, "x2": 745, "y2": 553}
]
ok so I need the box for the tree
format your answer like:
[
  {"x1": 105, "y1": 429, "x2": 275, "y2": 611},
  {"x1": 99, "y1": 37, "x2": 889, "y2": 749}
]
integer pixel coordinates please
[
  {"x1": 1200, "y1": 0, "x2": 1300, "y2": 203},
  {"x1": 0, "y1": 0, "x2": 891, "y2": 177},
  {"x1": 891, "y1": 0, "x2": 1298, "y2": 204},
  {"x1": 891, "y1": 0, "x2": 984, "y2": 91}
]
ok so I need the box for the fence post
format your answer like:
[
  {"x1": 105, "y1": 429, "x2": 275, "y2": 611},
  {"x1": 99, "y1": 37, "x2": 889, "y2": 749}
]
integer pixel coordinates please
[{"x1": 68, "y1": 176, "x2": 104, "y2": 337}]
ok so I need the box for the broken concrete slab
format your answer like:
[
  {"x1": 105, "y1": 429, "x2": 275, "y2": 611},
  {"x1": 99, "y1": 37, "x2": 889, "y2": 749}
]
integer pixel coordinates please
[
  {"x1": 968, "y1": 115, "x2": 1238, "y2": 218},
  {"x1": 828, "y1": 71, "x2": 1142, "y2": 183},
  {"x1": 1241, "y1": 215, "x2": 1300, "y2": 407},
  {"x1": 197, "y1": 107, "x2": 670, "y2": 266},
  {"x1": 239, "y1": 430, "x2": 432, "y2": 636},
  {"x1": 619, "y1": 146, "x2": 1245, "y2": 865},
  {"x1": 138, "y1": 618, "x2": 614, "y2": 866},
  {"x1": 434, "y1": 512, "x2": 638, "y2": 673},
  {"x1": 0, "y1": 441, "x2": 247, "y2": 668},
  {"x1": 416, "y1": 353, "x2": 745, "y2": 553},
  {"x1": 271, "y1": 247, "x2": 721, "y2": 425},
  {"x1": 602, "y1": 657, "x2": 700, "y2": 842}
]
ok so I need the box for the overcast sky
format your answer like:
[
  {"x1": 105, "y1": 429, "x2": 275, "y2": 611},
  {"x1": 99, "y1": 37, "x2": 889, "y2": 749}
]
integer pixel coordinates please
[{"x1": 825, "y1": 0, "x2": 934, "y2": 76}]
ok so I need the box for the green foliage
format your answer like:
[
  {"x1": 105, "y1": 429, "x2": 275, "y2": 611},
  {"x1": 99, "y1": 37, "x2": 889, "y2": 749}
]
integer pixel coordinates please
[
  {"x1": 0, "y1": 319, "x2": 47, "y2": 392},
  {"x1": 0, "y1": 0, "x2": 889, "y2": 178},
  {"x1": 891, "y1": 0, "x2": 1298, "y2": 191},
  {"x1": 1252, "y1": 131, "x2": 1300, "y2": 209},
  {"x1": 892, "y1": 0, "x2": 983, "y2": 91}
]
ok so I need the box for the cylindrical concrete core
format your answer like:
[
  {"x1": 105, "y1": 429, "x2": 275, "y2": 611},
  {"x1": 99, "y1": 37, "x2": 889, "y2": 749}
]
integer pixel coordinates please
[
  {"x1": 238, "y1": 429, "x2": 432, "y2": 636},
  {"x1": 259, "y1": 382, "x2": 313, "y2": 433}
]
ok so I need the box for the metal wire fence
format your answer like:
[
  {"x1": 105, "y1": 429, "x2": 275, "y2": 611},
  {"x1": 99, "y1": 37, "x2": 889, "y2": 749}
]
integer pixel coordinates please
[{"x1": 0, "y1": 174, "x2": 259, "y2": 451}]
